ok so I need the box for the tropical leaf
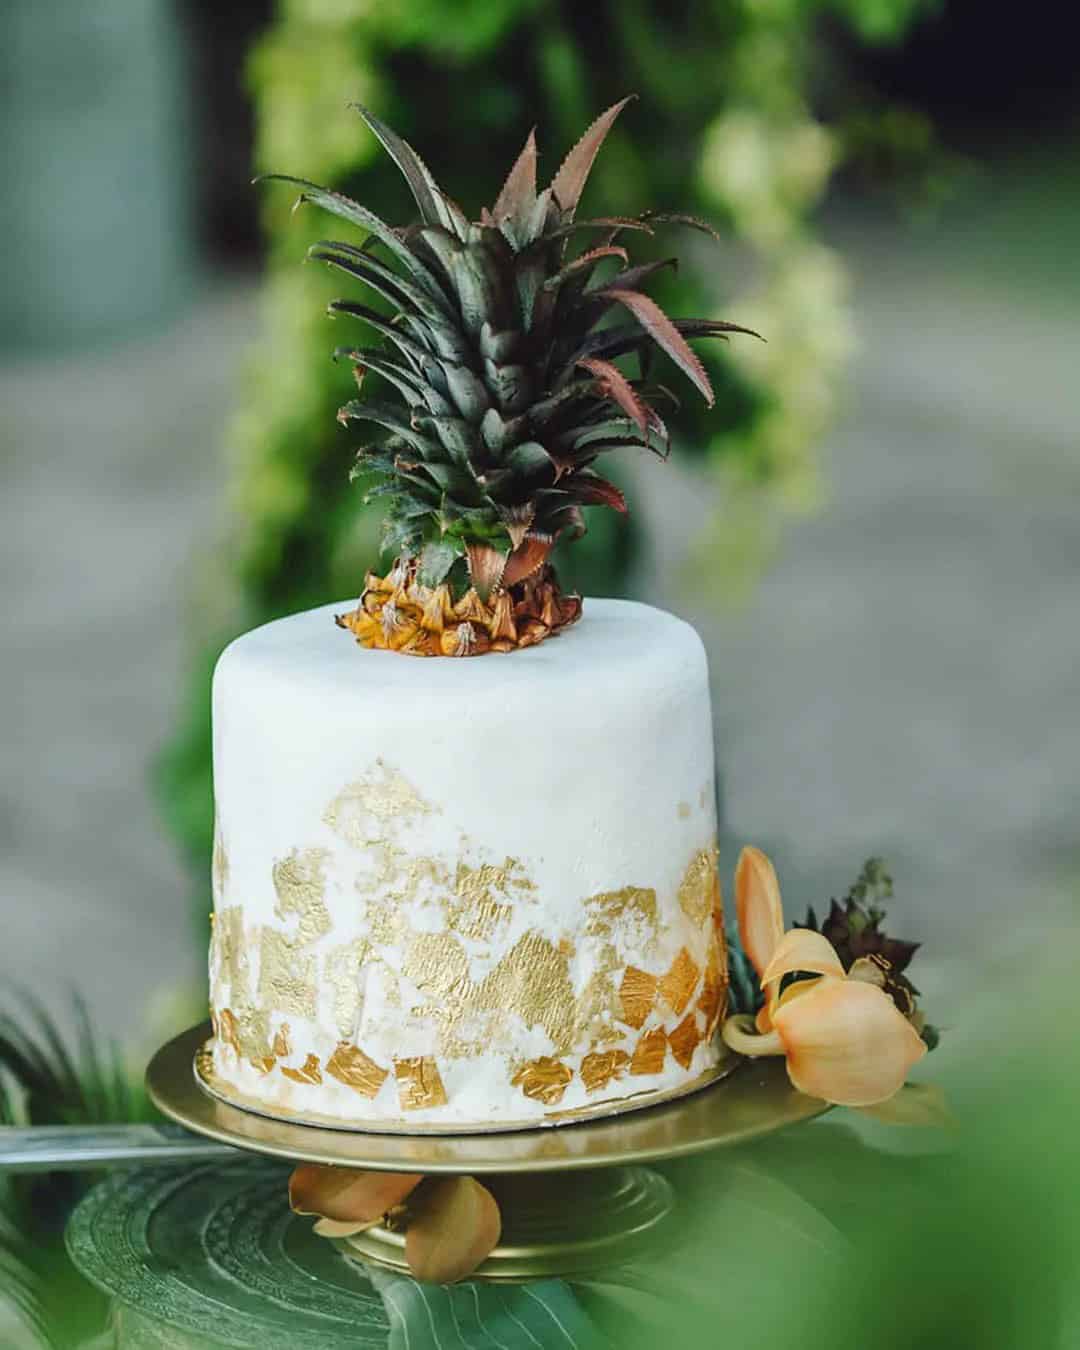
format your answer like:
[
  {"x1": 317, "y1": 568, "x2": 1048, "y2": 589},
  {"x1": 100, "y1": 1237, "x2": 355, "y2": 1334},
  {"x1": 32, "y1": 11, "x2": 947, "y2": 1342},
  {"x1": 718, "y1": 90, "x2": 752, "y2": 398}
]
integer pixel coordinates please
[
  {"x1": 603, "y1": 289, "x2": 715, "y2": 406},
  {"x1": 576, "y1": 356, "x2": 649, "y2": 436},
  {"x1": 492, "y1": 128, "x2": 538, "y2": 224},
  {"x1": 550, "y1": 96, "x2": 635, "y2": 218},
  {"x1": 350, "y1": 103, "x2": 469, "y2": 239}
]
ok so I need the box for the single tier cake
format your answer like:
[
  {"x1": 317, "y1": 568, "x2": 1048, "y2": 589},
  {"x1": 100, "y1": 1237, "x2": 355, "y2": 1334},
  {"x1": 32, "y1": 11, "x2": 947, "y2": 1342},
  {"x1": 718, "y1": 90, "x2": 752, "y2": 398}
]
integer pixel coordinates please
[{"x1": 207, "y1": 598, "x2": 726, "y2": 1129}]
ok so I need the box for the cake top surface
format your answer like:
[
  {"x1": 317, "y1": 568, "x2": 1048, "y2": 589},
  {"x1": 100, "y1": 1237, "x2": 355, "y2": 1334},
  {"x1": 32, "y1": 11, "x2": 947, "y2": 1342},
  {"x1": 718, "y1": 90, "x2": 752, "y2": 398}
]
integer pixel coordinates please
[{"x1": 218, "y1": 597, "x2": 706, "y2": 697}]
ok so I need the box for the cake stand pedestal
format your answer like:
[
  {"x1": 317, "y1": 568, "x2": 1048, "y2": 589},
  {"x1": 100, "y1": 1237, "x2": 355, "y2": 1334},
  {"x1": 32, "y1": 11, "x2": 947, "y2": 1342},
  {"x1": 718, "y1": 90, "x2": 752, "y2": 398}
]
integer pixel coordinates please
[{"x1": 138, "y1": 1022, "x2": 827, "y2": 1282}]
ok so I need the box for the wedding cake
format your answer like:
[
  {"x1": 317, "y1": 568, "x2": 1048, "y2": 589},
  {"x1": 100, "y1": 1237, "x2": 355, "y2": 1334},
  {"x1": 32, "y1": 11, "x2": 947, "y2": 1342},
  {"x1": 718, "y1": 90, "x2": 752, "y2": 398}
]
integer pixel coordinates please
[{"x1": 203, "y1": 101, "x2": 756, "y2": 1130}]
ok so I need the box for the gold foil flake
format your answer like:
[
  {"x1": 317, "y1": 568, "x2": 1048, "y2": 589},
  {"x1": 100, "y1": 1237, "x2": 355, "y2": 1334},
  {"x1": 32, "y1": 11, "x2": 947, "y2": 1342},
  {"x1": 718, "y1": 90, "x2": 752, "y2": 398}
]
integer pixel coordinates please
[
  {"x1": 558, "y1": 938, "x2": 576, "y2": 958},
  {"x1": 211, "y1": 818, "x2": 229, "y2": 903},
  {"x1": 696, "y1": 968, "x2": 727, "y2": 1036},
  {"x1": 618, "y1": 966, "x2": 659, "y2": 1029},
  {"x1": 324, "y1": 940, "x2": 369, "y2": 1038},
  {"x1": 580, "y1": 1049, "x2": 630, "y2": 1094},
  {"x1": 272, "y1": 848, "x2": 332, "y2": 947},
  {"x1": 324, "y1": 764, "x2": 431, "y2": 847},
  {"x1": 659, "y1": 947, "x2": 701, "y2": 1017},
  {"x1": 394, "y1": 1056, "x2": 448, "y2": 1110},
  {"x1": 213, "y1": 906, "x2": 248, "y2": 998},
  {"x1": 474, "y1": 931, "x2": 577, "y2": 1053},
  {"x1": 668, "y1": 1013, "x2": 703, "y2": 1069},
  {"x1": 574, "y1": 968, "x2": 625, "y2": 1046},
  {"x1": 258, "y1": 928, "x2": 317, "y2": 1020},
  {"x1": 678, "y1": 801, "x2": 692, "y2": 820},
  {"x1": 630, "y1": 1028, "x2": 668, "y2": 1076},
  {"x1": 511, "y1": 1057, "x2": 573, "y2": 1105},
  {"x1": 326, "y1": 1043, "x2": 389, "y2": 1098},
  {"x1": 282, "y1": 1054, "x2": 323, "y2": 1086},
  {"x1": 218, "y1": 1005, "x2": 273, "y2": 1062},
  {"x1": 272, "y1": 1024, "x2": 292, "y2": 1059},
  {"x1": 584, "y1": 886, "x2": 658, "y2": 944},
  {"x1": 401, "y1": 932, "x2": 470, "y2": 1002},
  {"x1": 678, "y1": 848, "x2": 721, "y2": 929}
]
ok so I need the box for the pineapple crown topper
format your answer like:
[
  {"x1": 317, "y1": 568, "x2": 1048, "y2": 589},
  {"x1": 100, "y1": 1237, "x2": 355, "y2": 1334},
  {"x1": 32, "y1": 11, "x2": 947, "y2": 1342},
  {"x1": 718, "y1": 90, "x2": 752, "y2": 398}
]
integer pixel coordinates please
[{"x1": 262, "y1": 97, "x2": 760, "y2": 656}]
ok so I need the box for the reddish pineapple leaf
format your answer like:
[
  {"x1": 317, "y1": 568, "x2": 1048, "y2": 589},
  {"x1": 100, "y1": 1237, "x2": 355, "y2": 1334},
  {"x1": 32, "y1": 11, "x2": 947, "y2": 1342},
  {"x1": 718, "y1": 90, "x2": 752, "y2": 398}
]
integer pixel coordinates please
[
  {"x1": 570, "y1": 472, "x2": 629, "y2": 514},
  {"x1": 550, "y1": 96, "x2": 635, "y2": 218},
  {"x1": 604, "y1": 289, "x2": 715, "y2": 406},
  {"x1": 492, "y1": 128, "x2": 538, "y2": 222},
  {"x1": 576, "y1": 356, "x2": 649, "y2": 437}
]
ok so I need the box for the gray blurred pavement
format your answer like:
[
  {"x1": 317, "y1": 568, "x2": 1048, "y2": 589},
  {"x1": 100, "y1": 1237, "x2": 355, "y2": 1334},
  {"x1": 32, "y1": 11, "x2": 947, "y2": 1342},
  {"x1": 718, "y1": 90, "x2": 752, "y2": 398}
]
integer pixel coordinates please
[{"x1": 2, "y1": 192, "x2": 1077, "y2": 1057}]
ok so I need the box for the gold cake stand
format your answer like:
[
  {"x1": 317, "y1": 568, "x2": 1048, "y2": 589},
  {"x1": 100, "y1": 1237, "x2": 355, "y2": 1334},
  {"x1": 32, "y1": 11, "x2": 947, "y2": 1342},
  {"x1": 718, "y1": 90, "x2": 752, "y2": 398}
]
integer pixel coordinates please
[{"x1": 148, "y1": 1022, "x2": 829, "y2": 1280}]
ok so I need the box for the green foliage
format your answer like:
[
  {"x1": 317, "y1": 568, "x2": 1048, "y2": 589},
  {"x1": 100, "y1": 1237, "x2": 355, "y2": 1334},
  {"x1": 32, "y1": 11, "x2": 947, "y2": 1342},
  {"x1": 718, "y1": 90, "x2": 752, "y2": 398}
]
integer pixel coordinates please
[
  {"x1": 0, "y1": 993, "x2": 155, "y2": 1348},
  {"x1": 158, "y1": 0, "x2": 934, "y2": 894}
]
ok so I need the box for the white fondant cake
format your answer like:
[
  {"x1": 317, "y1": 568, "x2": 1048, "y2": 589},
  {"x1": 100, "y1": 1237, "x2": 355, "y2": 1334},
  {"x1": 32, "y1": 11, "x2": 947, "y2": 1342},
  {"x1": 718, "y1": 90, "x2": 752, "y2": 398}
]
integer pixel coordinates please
[{"x1": 207, "y1": 598, "x2": 727, "y2": 1129}]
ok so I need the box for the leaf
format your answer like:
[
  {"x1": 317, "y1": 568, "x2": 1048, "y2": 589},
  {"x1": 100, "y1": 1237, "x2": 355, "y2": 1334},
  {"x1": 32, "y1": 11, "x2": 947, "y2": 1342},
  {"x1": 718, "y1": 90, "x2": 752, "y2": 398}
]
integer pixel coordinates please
[
  {"x1": 335, "y1": 398, "x2": 438, "y2": 456},
  {"x1": 465, "y1": 543, "x2": 507, "y2": 602},
  {"x1": 504, "y1": 441, "x2": 554, "y2": 477},
  {"x1": 258, "y1": 175, "x2": 420, "y2": 272},
  {"x1": 418, "y1": 539, "x2": 459, "y2": 588},
  {"x1": 641, "y1": 209, "x2": 724, "y2": 241},
  {"x1": 855, "y1": 1082, "x2": 954, "y2": 1128},
  {"x1": 542, "y1": 245, "x2": 629, "y2": 293},
  {"x1": 350, "y1": 103, "x2": 468, "y2": 239},
  {"x1": 492, "y1": 128, "x2": 537, "y2": 222},
  {"x1": 502, "y1": 531, "x2": 554, "y2": 586},
  {"x1": 576, "y1": 356, "x2": 649, "y2": 437},
  {"x1": 603, "y1": 289, "x2": 715, "y2": 406},
  {"x1": 568, "y1": 471, "x2": 628, "y2": 514},
  {"x1": 308, "y1": 246, "x2": 452, "y2": 324},
  {"x1": 550, "y1": 97, "x2": 635, "y2": 218},
  {"x1": 404, "y1": 1176, "x2": 501, "y2": 1284}
]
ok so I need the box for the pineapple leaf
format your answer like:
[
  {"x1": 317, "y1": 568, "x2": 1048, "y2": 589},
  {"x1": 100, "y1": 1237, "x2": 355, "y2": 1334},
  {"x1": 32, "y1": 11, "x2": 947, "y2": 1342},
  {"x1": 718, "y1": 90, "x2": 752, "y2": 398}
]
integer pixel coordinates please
[
  {"x1": 576, "y1": 356, "x2": 649, "y2": 437},
  {"x1": 258, "y1": 175, "x2": 420, "y2": 273},
  {"x1": 350, "y1": 103, "x2": 469, "y2": 240},
  {"x1": 567, "y1": 471, "x2": 628, "y2": 514},
  {"x1": 603, "y1": 288, "x2": 715, "y2": 406},
  {"x1": 492, "y1": 128, "x2": 538, "y2": 225},
  {"x1": 417, "y1": 539, "x2": 460, "y2": 587},
  {"x1": 550, "y1": 96, "x2": 635, "y2": 219}
]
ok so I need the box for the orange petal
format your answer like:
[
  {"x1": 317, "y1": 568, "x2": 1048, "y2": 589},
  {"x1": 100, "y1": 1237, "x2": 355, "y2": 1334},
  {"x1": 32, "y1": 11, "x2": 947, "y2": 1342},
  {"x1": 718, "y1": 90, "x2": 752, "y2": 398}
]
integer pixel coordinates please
[
  {"x1": 289, "y1": 1165, "x2": 423, "y2": 1222},
  {"x1": 760, "y1": 929, "x2": 845, "y2": 988},
  {"x1": 734, "y1": 846, "x2": 785, "y2": 983},
  {"x1": 772, "y1": 975, "x2": 927, "y2": 1107},
  {"x1": 405, "y1": 1176, "x2": 502, "y2": 1284}
]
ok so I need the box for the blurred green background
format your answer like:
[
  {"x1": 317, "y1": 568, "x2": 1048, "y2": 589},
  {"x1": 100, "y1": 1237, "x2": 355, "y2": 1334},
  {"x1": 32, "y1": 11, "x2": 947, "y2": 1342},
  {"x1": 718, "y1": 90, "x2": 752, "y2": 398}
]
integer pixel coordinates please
[{"x1": 2, "y1": 0, "x2": 1078, "y2": 1344}]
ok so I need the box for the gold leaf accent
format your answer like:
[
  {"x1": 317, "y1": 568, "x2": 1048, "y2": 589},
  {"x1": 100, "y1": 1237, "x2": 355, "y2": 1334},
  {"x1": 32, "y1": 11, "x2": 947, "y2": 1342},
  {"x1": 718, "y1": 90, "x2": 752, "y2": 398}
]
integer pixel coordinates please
[
  {"x1": 696, "y1": 966, "x2": 727, "y2": 1036},
  {"x1": 658, "y1": 947, "x2": 700, "y2": 1016},
  {"x1": 401, "y1": 932, "x2": 471, "y2": 1002},
  {"x1": 511, "y1": 1057, "x2": 573, "y2": 1105},
  {"x1": 272, "y1": 1024, "x2": 291, "y2": 1059},
  {"x1": 474, "y1": 931, "x2": 577, "y2": 1053},
  {"x1": 394, "y1": 1056, "x2": 448, "y2": 1110},
  {"x1": 272, "y1": 848, "x2": 332, "y2": 947},
  {"x1": 678, "y1": 848, "x2": 720, "y2": 928},
  {"x1": 258, "y1": 928, "x2": 317, "y2": 1020},
  {"x1": 323, "y1": 764, "x2": 431, "y2": 848},
  {"x1": 324, "y1": 940, "x2": 370, "y2": 1039},
  {"x1": 211, "y1": 817, "x2": 229, "y2": 903},
  {"x1": 250, "y1": 1056, "x2": 277, "y2": 1075},
  {"x1": 584, "y1": 886, "x2": 658, "y2": 941},
  {"x1": 325, "y1": 1043, "x2": 388, "y2": 1098},
  {"x1": 668, "y1": 1013, "x2": 702, "y2": 1069},
  {"x1": 574, "y1": 965, "x2": 624, "y2": 1046},
  {"x1": 212, "y1": 906, "x2": 248, "y2": 998},
  {"x1": 218, "y1": 1005, "x2": 273, "y2": 1063},
  {"x1": 580, "y1": 1049, "x2": 631, "y2": 1094},
  {"x1": 618, "y1": 966, "x2": 659, "y2": 1029},
  {"x1": 282, "y1": 1054, "x2": 323, "y2": 1086},
  {"x1": 630, "y1": 1028, "x2": 668, "y2": 1076}
]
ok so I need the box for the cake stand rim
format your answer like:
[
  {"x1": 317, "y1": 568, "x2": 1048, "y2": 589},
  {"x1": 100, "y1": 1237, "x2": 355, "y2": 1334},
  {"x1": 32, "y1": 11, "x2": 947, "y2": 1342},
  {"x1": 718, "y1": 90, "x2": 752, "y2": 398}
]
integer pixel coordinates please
[{"x1": 147, "y1": 1023, "x2": 831, "y2": 1174}]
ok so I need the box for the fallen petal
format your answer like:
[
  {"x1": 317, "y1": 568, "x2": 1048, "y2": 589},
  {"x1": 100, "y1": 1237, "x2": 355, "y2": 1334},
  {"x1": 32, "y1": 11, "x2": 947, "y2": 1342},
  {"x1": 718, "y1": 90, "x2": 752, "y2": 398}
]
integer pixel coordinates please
[
  {"x1": 773, "y1": 976, "x2": 927, "y2": 1107},
  {"x1": 405, "y1": 1176, "x2": 502, "y2": 1284},
  {"x1": 289, "y1": 1166, "x2": 423, "y2": 1223},
  {"x1": 760, "y1": 928, "x2": 846, "y2": 988}
]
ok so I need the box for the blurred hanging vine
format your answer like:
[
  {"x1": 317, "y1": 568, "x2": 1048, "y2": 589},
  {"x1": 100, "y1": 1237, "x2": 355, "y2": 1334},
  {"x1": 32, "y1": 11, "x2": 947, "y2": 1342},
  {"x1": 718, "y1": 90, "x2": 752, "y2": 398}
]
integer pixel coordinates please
[{"x1": 158, "y1": 0, "x2": 937, "y2": 896}]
